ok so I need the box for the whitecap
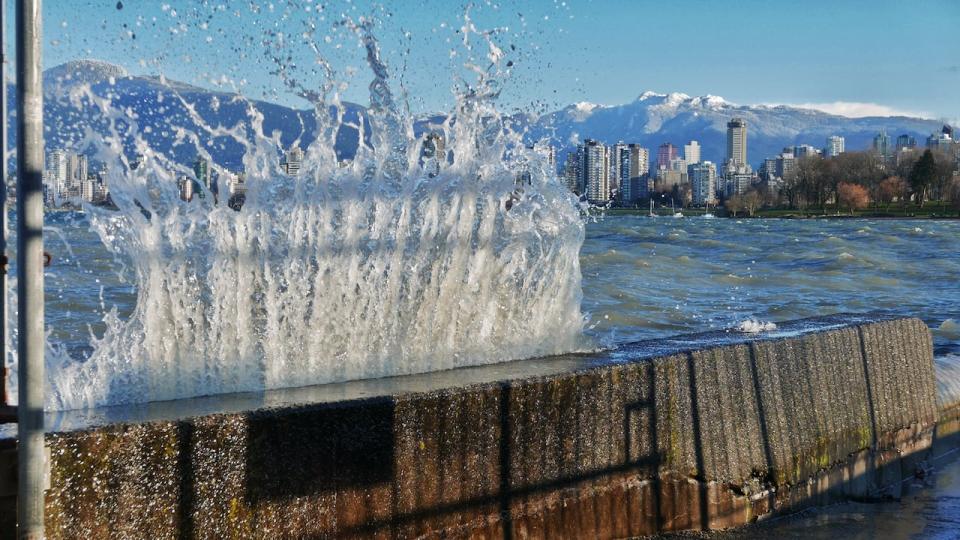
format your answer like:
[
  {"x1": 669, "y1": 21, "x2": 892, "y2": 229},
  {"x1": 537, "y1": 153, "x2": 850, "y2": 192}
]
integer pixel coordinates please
[{"x1": 735, "y1": 319, "x2": 777, "y2": 333}]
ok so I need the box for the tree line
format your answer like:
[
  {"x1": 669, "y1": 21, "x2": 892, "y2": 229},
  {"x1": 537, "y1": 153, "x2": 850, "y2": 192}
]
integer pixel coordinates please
[{"x1": 727, "y1": 148, "x2": 960, "y2": 216}]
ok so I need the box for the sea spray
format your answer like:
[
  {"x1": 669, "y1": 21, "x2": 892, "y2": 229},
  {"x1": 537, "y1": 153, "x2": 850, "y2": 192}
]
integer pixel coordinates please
[{"x1": 19, "y1": 17, "x2": 589, "y2": 410}]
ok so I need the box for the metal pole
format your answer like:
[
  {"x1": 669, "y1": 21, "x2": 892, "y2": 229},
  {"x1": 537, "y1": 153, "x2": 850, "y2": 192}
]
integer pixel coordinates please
[
  {"x1": 16, "y1": 0, "x2": 45, "y2": 538},
  {"x1": 1, "y1": 0, "x2": 10, "y2": 411}
]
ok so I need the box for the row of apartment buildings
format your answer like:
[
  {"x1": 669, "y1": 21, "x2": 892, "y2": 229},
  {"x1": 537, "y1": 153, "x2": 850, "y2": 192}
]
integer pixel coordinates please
[{"x1": 562, "y1": 118, "x2": 755, "y2": 206}]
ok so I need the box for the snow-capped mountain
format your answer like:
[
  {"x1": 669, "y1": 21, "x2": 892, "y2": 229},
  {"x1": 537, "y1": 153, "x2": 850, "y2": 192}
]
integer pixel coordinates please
[
  {"x1": 5, "y1": 61, "x2": 949, "y2": 170},
  {"x1": 6, "y1": 60, "x2": 368, "y2": 171},
  {"x1": 528, "y1": 91, "x2": 945, "y2": 165}
]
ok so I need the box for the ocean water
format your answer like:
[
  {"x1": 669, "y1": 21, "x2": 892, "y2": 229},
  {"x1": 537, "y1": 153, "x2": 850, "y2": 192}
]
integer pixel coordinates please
[
  {"x1": 709, "y1": 456, "x2": 960, "y2": 539},
  {"x1": 29, "y1": 211, "x2": 960, "y2": 538},
  {"x1": 41, "y1": 212, "x2": 960, "y2": 363},
  {"x1": 580, "y1": 216, "x2": 960, "y2": 358}
]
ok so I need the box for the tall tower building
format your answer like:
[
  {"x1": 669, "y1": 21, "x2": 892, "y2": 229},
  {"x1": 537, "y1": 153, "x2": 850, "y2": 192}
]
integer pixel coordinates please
[
  {"x1": 656, "y1": 143, "x2": 678, "y2": 172},
  {"x1": 620, "y1": 144, "x2": 650, "y2": 202},
  {"x1": 896, "y1": 134, "x2": 917, "y2": 151},
  {"x1": 582, "y1": 139, "x2": 610, "y2": 203},
  {"x1": 63, "y1": 154, "x2": 88, "y2": 197},
  {"x1": 46, "y1": 150, "x2": 69, "y2": 198},
  {"x1": 193, "y1": 157, "x2": 212, "y2": 190},
  {"x1": 562, "y1": 151, "x2": 581, "y2": 194},
  {"x1": 927, "y1": 126, "x2": 954, "y2": 153},
  {"x1": 825, "y1": 136, "x2": 845, "y2": 157},
  {"x1": 609, "y1": 141, "x2": 628, "y2": 193},
  {"x1": 545, "y1": 145, "x2": 557, "y2": 175},
  {"x1": 726, "y1": 118, "x2": 747, "y2": 167},
  {"x1": 873, "y1": 129, "x2": 892, "y2": 158},
  {"x1": 792, "y1": 144, "x2": 820, "y2": 158},
  {"x1": 627, "y1": 144, "x2": 650, "y2": 178},
  {"x1": 683, "y1": 140, "x2": 701, "y2": 165}
]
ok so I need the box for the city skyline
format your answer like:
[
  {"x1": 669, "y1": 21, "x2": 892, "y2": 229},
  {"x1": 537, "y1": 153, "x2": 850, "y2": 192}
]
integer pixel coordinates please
[{"x1": 561, "y1": 117, "x2": 959, "y2": 207}]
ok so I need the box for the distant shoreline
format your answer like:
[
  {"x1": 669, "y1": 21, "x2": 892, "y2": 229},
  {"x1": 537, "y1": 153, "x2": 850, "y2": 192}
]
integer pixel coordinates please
[{"x1": 597, "y1": 207, "x2": 960, "y2": 220}]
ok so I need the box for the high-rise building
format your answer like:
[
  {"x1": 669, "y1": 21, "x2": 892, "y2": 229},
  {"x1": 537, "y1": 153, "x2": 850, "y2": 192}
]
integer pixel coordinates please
[
  {"x1": 582, "y1": 139, "x2": 610, "y2": 202},
  {"x1": 226, "y1": 172, "x2": 248, "y2": 210},
  {"x1": 562, "y1": 151, "x2": 581, "y2": 194},
  {"x1": 622, "y1": 144, "x2": 650, "y2": 202},
  {"x1": 280, "y1": 147, "x2": 304, "y2": 176},
  {"x1": 627, "y1": 144, "x2": 650, "y2": 178},
  {"x1": 656, "y1": 143, "x2": 678, "y2": 172},
  {"x1": 178, "y1": 175, "x2": 195, "y2": 202},
  {"x1": 689, "y1": 161, "x2": 717, "y2": 205},
  {"x1": 724, "y1": 171, "x2": 753, "y2": 198},
  {"x1": 927, "y1": 129, "x2": 953, "y2": 153},
  {"x1": 193, "y1": 157, "x2": 212, "y2": 191},
  {"x1": 760, "y1": 157, "x2": 778, "y2": 182},
  {"x1": 683, "y1": 140, "x2": 701, "y2": 165},
  {"x1": 825, "y1": 136, "x2": 845, "y2": 157},
  {"x1": 46, "y1": 150, "x2": 69, "y2": 198},
  {"x1": 544, "y1": 145, "x2": 557, "y2": 176},
  {"x1": 872, "y1": 129, "x2": 892, "y2": 158},
  {"x1": 896, "y1": 134, "x2": 917, "y2": 151},
  {"x1": 726, "y1": 118, "x2": 747, "y2": 167},
  {"x1": 81, "y1": 179, "x2": 95, "y2": 202},
  {"x1": 655, "y1": 169, "x2": 686, "y2": 192},
  {"x1": 776, "y1": 152, "x2": 796, "y2": 179},
  {"x1": 65, "y1": 153, "x2": 88, "y2": 197},
  {"x1": 792, "y1": 144, "x2": 820, "y2": 158},
  {"x1": 616, "y1": 145, "x2": 630, "y2": 200},
  {"x1": 609, "y1": 141, "x2": 628, "y2": 194}
]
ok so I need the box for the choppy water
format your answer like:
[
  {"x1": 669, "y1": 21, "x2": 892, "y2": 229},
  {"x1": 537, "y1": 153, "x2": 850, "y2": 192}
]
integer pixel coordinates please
[
  {"x1": 707, "y1": 455, "x2": 960, "y2": 539},
  {"x1": 32, "y1": 212, "x2": 960, "y2": 539},
  {"x1": 581, "y1": 216, "x2": 960, "y2": 358},
  {"x1": 39, "y1": 212, "x2": 960, "y2": 366}
]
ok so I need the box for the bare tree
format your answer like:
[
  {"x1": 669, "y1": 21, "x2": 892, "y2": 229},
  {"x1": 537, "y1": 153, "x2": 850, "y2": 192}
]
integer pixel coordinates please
[
  {"x1": 830, "y1": 152, "x2": 884, "y2": 209},
  {"x1": 742, "y1": 189, "x2": 763, "y2": 217},
  {"x1": 878, "y1": 176, "x2": 908, "y2": 210},
  {"x1": 931, "y1": 149, "x2": 956, "y2": 205},
  {"x1": 725, "y1": 194, "x2": 744, "y2": 217},
  {"x1": 837, "y1": 182, "x2": 870, "y2": 215},
  {"x1": 950, "y1": 177, "x2": 960, "y2": 217}
]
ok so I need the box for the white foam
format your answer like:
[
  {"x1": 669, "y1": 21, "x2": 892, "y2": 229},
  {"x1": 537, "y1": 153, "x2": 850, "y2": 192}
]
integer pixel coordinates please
[
  {"x1": 735, "y1": 319, "x2": 778, "y2": 333},
  {"x1": 25, "y1": 23, "x2": 589, "y2": 411}
]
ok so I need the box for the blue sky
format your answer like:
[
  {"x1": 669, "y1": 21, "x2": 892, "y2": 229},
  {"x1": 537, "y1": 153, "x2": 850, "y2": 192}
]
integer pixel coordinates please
[{"x1": 5, "y1": 0, "x2": 959, "y2": 121}]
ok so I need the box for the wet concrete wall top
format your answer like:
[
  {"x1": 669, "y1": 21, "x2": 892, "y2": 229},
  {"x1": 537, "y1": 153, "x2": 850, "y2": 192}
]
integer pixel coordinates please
[{"x1": 0, "y1": 313, "x2": 942, "y2": 538}]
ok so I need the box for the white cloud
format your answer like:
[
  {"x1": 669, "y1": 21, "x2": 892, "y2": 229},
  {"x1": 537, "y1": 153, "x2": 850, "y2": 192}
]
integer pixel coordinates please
[{"x1": 780, "y1": 101, "x2": 931, "y2": 119}]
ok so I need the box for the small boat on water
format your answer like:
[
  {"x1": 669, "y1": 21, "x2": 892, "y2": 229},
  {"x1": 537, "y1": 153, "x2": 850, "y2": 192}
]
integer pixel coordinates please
[
  {"x1": 702, "y1": 201, "x2": 715, "y2": 219},
  {"x1": 672, "y1": 200, "x2": 683, "y2": 218},
  {"x1": 648, "y1": 200, "x2": 657, "y2": 217}
]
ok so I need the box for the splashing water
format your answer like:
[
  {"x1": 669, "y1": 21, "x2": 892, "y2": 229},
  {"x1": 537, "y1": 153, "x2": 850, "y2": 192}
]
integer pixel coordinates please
[
  {"x1": 735, "y1": 319, "x2": 777, "y2": 334},
  {"x1": 24, "y1": 17, "x2": 587, "y2": 410}
]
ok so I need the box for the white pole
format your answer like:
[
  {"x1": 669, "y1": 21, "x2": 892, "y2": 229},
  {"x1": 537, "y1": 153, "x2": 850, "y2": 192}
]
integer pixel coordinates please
[{"x1": 15, "y1": 0, "x2": 45, "y2": 537}]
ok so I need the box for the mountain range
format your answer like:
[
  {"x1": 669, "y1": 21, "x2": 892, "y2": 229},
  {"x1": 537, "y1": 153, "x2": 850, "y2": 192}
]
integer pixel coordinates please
[
  {"x1": 4, "y1": 60, "x2": 950, "y2": 171},
  {"x1": 525, "y1": 92, "x2": 946, "y2": 165}
]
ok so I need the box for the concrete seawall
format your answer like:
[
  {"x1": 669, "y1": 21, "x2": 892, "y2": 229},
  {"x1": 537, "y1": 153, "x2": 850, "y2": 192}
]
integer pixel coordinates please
[{"x1": 0, "y1": 313, "x2": 955, "y2": 538}]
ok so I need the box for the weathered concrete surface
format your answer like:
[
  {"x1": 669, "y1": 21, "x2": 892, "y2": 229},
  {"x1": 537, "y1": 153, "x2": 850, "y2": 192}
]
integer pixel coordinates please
[
  {"x1": 933, "y1": 355, "x2": 960, "y2": 464},
  {"x1": 0, "y1": 313, "x2": 948, "y2": 538}
]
